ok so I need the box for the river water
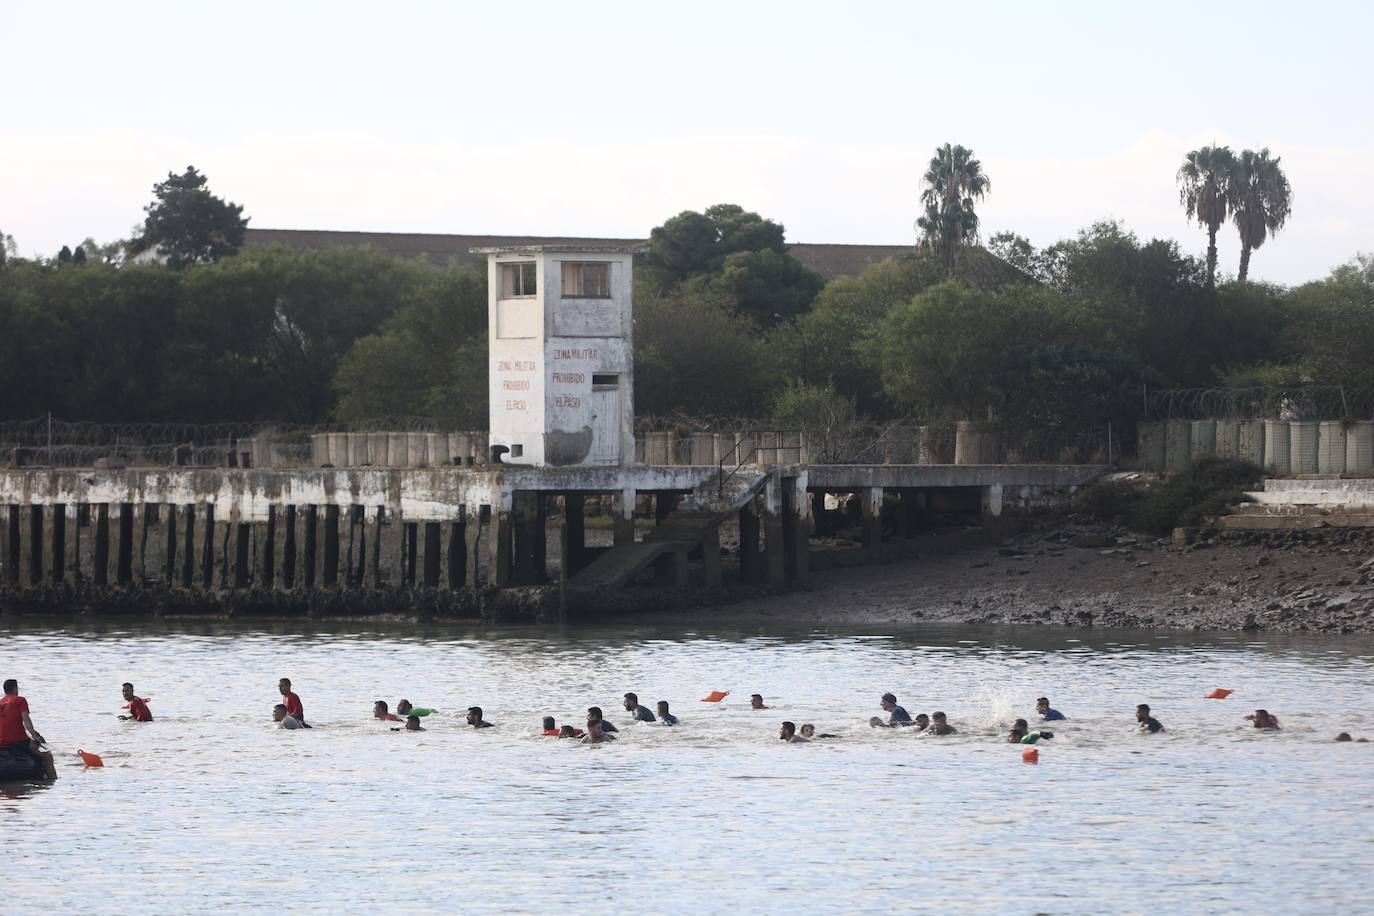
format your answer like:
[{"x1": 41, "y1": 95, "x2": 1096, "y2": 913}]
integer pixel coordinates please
[{"x1": 4, "y1": 618, "x2": 1373, "y2": 914}]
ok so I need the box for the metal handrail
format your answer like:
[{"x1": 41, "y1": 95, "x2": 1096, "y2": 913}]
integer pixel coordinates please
[{"x1": 717, "y1": 437, "x2": 805, "y2": 499}]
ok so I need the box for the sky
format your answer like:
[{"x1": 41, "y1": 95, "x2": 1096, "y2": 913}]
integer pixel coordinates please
[{"x1": 2, "y1": 0, "x2": 1370, "y2": 285}]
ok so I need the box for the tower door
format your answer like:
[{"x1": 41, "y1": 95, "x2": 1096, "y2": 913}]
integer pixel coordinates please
[{"x1": 589, "y1": 375, "x2": 621, "y2": 465}]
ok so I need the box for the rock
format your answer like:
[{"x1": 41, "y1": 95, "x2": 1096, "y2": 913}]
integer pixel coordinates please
[
  {"x1": 998, "y1": 547, "x2": 1025, "y2": 557},
  {"x1": 1071, "y1": 533, "x2": 1112, "y2": 548},
  {"x1": 1326, "y1": 593, "x2": 1361, "y2": 611}
]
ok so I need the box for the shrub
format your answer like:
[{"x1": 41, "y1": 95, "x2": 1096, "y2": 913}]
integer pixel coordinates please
[{"x1": 1129, "y1": 458, "x2": 1263, "y2": 535}]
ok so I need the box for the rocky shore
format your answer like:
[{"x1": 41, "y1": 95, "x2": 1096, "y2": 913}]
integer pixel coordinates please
[{"x1": 723, "y1": 520, "x2": 1374, "y2": 634}]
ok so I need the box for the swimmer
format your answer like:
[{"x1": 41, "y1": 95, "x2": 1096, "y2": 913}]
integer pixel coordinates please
[
  {"x1": 656, "y1": 701, "x2": 678, "y2": 726},
  {"x1": 558, "y1": 725, "x2": 581, "y2": 738},
  {"x1": 1245, "y1": 709, "x2": 1280, "y2": 730},
  {"x1": 870, "y1": 692, "x2": 914, "y2": 728},
  {"x1": 623, "y1": 692, "x2": 656, "y2": 722},
  {"x1": 397, "y1": 700, "x2": 436, "y2": 717},
  {"x1": 541, "y1": 716, "x2": 560, "y2": 736},
  {"x1": 1, "y1": 679, "x2": 56, "y2": 780},
  {"x1": 927, "y1": 712, "x2": 956, "y2": 736},
  {"x1": 586, "y1": 707, "x2": 618, "y2": 733},
  {"x1": 799, "y1": 723, "x2": 838, "y2": 739},
  {"x1": 751, "y1": 694, "x2": 769, "y2": 710},
  {"x1": 913, "y1": 713, "x2": 930, "y2": 731},
  {"x1": 273, "y1": 704, "x2": 303, "y2": 730},
  {"x1": 1008, "y1": 719, "x2": 1029, "y2": 743},
  {"x1": 779, "y1": 721, "x2": 808, "y2": 743},
  {"x1": 119, "y1": 682, "x2": 153, "y2": 722},
  {"x1": 1136, "y1": 704, "x2": 1163, "y2": 734},
  {"x1": 374, "y1": 701, "x2": 402, "y2": 722},
  {"x1": 278, "y1": 678, "x2": 309, "y2": 727},
  {"x1": 1036, "y1": 697, "x2": 1066, "y2": 721},
  {"x1": 404, "y1": 715, "x2": 424, "y2": 732},
  {"x1": 1336, "y1": 732, "x2": 1353, "y2": 742},
  {"x1": 581, "y1": 719, "x2": 616, "y2": 744},
  {"x1": 466, "y1": 706, "x2": 494, "y2": 728}
]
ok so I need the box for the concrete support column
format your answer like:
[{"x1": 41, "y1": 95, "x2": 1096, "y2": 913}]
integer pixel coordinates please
[
  {"x1": 21, "y1": 506, "x2": 44, "y2": 587},
  {"x1": 463, "y1": 507, "x2": 484, "y2": 588},
  {"x1": 333, "y1": 505, "x2": 351, "y2": 585},
  {"x1": 129, "y1": 505, "x2": 148, "y2": 586},
  {"x1": 377, "y1": 507, "x2": 402, "y2": 587},
  {"x1": 862, "y1": 487, "x2": 884, "y2": 562},
  {"x1": 0, "y1": 505, "x2": 14, "y2": 586},
  {"x1": 189, "y1": 505, "x2": 209, "y2": 589},
  {"x1": 810, "y1": 491, "x2": 830, "y2": 537},
  {"x1": 252, "y1": 520, "x2": 270, "y2": 588},
  {"x1": 93, "y1": 504, "x2": 111, "y2": 587},
  {"x1": 113, "y1": 503, "x2": 136, "y2": 586},
  {"x1": 738, "y1": 500, "x2": 760, "y2": 583},
  {"x1": 762, "y1": 475, "x2": 786, "y2": 585},
  {"x1": 229, "y1": 509, "x2": 248, "y2": 589},
  {"x1": 982, "y1": 483, "x2": 1004, "y2": 518},
  {"x1": 316, "y1": 505, "x2": 334, "y2": 587},
  {"x1": 613, "y1": 487, "x2": 636, "y2": 547},
  {"x1": 701, "y1": 520, "x2": 723, "y2": 587},
  {"x1": 783, "y1": 477, "x2": 810, "y2": 584},
  {"x1": 63, "y1": 503, "x2": 81, "y2": 587},
  {"x1": 439, "y1": 519, "x2": 457, "y2": 590},
  {"x1": 270, "y1": 506, "x2": 288, "y2": 590},
  {"x1": 512, "y1": 492, "x2": 545, "y2": 586},
  {"x1": 403, "y1": 523, "x2": 418, "y2": 586},
  {"x1": 215, "y1": 509, "x2": 233, "y2": 590},
  {"x1": 362, "y1": 507, "x2": 383, "y2": 589},
  {"x1": 564, "y1": 494, "x2": 587, "y2": 578},
  {"x1": 44, "y1": 504, "x2": 61, "y2": 584},
  {"x1": 488, "y1": 501, "x2": 512, "y2": 587},
  {"x1": 178, "y1": 505, "x2": 195, "y2": 588},
  {"x1": 292, "y1": 506, "x2": 311, "y2": 591},
  {"x1": 158, "y1": 505, "x2": 177, "y2": 586},
  {"x1": 456, "y1": 516, "x2": 472, "y2": 587}
]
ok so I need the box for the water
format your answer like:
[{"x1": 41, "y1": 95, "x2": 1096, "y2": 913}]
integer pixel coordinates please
[{"x1": 4, "y1": 618, "x2": 1374, "y2": 914}]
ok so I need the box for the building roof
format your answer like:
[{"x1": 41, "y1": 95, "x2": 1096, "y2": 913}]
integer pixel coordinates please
[
  {"x1": 243, "y1": 228, "x2": 913, "y2": 280},
  {"x1": 470, "y1": 244, "x2": 646, "y2": 255}
]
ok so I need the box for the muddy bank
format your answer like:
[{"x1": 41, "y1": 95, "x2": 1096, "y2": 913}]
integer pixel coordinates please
[{"x1": 700, "y1": 521, "x2": 1374, "y2": 634}]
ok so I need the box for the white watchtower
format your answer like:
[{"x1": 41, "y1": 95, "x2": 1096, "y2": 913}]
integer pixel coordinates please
[{"x1": 476, "y1": 244, "x2": 640, "y2": 467}]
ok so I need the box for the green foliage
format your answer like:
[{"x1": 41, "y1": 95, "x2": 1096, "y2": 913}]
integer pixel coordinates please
[
  {"x1": 1129, "y1": 458, "x2": 1263, "y2": 535},
  {"x1": 128, "y1": 166, "x2": 248, "y2": 269},
  {"x1": 643, "y1": 204, "x2": 822, "y2": 324},
  {"x1": 634, "y1": 285, "x2": 773, "y2": 416},
  {"x1": 771, "y1": 382, "x2": 862, "y2": 462},
  {"x1": 1273, "y1": 254, "x2": 1374, "y2": 389},
  {"x1": 1078, "y1": 479, "x2": 1144, "y2": 521},
  {"x1": 334, "y1": 266, "x2": 489, "y2": 428}
]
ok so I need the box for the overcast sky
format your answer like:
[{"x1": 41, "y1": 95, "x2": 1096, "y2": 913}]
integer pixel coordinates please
[{"x1": 2, "y1": 0, "x2": 1369, "y2": 284}]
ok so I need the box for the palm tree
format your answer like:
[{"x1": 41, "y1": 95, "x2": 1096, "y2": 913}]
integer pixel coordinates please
[
  {"x1": 1177, "y1": 145, "x2": 1236, "y2": 288},
  {"x1": 916, "y1": 143, "x2": 990, "y2": 272},
  {"x1": 1231, "y1": 148, "x2": 1292, "y2": 283}
]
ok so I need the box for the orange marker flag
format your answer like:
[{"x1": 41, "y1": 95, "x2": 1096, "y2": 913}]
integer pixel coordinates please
[
  {"x1": 77, "y1": 749, "x2": 104, "y2": 768},
  {"x1": 701, "y1": 691, "x2": 730, "y2": 703},
  {"x1": 1021, "y1": 748, "x2": 1039, "y2": 765},
  {"x1": 1205, "y1": 688, "x2": 1234, "y2": 699}
]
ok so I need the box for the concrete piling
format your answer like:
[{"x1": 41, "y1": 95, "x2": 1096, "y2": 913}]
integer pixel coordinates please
[
  {"x1": 64, "y1": 503, "x2": 80, "y2": 586},
  {"x1": 862, "y1": 487, "x2": 883, "y2": 562},
  {"x1": 763, "y1": 475, "x2": 786, "y2": 585}
]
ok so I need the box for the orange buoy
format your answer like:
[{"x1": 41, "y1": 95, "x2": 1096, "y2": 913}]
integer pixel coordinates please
[
  {"x1": 701, "y1": 691, "x2": 730, "y2": 703},
  {"x1": 1205, "y1": 688, "x2": 1234, "y2": 699},
  {"x1": 77, "y1": 749, "x2": 104, "y2": 768},
  {"x1": 1021, "y1": 748, "x2": 1038, "y2": 764}
]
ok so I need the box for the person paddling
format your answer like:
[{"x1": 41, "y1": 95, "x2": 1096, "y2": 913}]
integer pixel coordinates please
[
  {"x1": 1, "y1": 679, "x2": 56, "y2": 780},
  {"x1": 374, "y1": 701, "x2": 402, "y2": 723},
  {"x1": 119, "y1": 683, "x2": 153, "y2": 722}
]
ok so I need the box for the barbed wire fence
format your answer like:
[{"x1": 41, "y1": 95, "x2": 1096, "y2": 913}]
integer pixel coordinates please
[{"x1": 1145, "y1": 386, "x2": 1374, "y2": 421}]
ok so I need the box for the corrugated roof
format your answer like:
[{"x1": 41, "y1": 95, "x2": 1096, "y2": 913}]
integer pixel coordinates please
[{"x1": 243, "y1": 229, "x2": 913, "y2": 279}]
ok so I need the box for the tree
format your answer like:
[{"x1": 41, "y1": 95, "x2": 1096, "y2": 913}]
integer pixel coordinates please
[
  {"x1": 0, "y1": 230, "x2": 15, "y2": 264},
  {"x1": 128, "y1": 166, "x2": 248, "y2": 269},
  {"x1": 1177, "y1": 145, "x2": 1236, "y2": 288},
  {"x1": 916, "y1": 143, "x2": 990, "y2": 272},
  {"x1": 57, "y1": 245, "x2": 73, "y2": 264},
  {"x1": 71, "y1": 246, "x2": 86, "y2": 265},
  {"x1": 1231, "y1": 148, "x2": 1292, "y2": 282}
]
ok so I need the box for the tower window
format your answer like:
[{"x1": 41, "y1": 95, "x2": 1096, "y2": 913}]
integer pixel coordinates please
[
  {"x1": 561, "y1": 262, "x2": 611, "y2": 298},
  {"x1": 501, "y1": 262, "x2": 537, "y2": 298}
]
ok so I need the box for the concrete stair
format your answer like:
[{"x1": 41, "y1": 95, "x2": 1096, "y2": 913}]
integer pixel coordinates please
[
  {"x1": 1216, "y1": 478, "x2": 1374, "y2": 528},
  {"x1": 569, "y1": 469, "x2": 773, "y2": 590}
]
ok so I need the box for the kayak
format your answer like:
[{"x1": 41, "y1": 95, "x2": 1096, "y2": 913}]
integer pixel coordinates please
[{"x1": 0, "y1": 745, "x2": 43, "y2": 782}]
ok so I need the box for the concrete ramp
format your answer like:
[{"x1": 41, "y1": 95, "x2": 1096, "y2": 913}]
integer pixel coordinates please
[{"x1": 570, "y1": 541, "x2": 679, "y2": 589}]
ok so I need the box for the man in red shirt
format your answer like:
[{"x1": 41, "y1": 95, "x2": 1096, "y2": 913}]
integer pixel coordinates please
[
  {"x1": 119, "y1": 682, "x2": 153, "y2": 722},
  {"x1": 278, "y1": 678, "x2": 309, "y2": 727},
  {"x1": 1, "y1": 678, "x2": 57, "y2": 780}
]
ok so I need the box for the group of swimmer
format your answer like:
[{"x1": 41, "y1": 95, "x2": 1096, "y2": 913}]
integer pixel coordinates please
[{"x1": 3, "y1": 674, "x2": 1367, "y2": 782}]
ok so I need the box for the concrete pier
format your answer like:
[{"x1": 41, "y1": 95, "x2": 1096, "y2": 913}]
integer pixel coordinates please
[{"x1": 0, "y1": 462, "x2": 1102, "y2": 620}]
